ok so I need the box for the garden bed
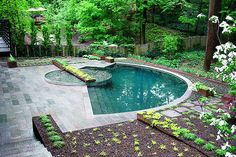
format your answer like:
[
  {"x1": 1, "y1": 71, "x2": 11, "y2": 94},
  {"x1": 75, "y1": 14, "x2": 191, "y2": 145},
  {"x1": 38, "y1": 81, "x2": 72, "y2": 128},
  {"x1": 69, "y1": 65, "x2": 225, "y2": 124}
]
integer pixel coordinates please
[
  {"x1": 52, "y1": 59, "x2": 96, "y2": 83},
  {"x1": 137, "y1": 103, "x2": 236, "y2": 157},
  {"x1": 32, "y1": 115, "x2": 68, "y2": 156},
  {"x1": 55, "y1": 121, "x2": 206, "y2": 156},
  {"x1": 32, "y1": 97, "x2": 235, "y2": 156}
]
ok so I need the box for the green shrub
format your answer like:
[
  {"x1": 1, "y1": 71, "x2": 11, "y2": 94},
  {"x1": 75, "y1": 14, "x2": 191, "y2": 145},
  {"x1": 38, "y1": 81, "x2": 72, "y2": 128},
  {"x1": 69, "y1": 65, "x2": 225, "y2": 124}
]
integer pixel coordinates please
[
  {"x1": 215, "y1": 149, "x2": 226, "y2": 156},
  {"x1": 40, "y1": 118, "x2": 51, "y2": 124},
  {"x1": 194, "y1": 138, "x2": 205, "y2": 145},
  {"x1": 8, "y1": 54, "x2": 16, "y2": 62},
  {"x1": 178, "y1": 128, "x2": 190, "y2": 135},
  {"x1": 94, "y1": 50, "x2": 105, "y2": 56},
  {"x1": 162, "y1": 35, "x2": 181, "y2": 59},
  {"x1": 47, "y1": 131, "x2": 59, "y2": 136},
  {"x1": 154, "y1": 57, "x2": 180, "y2": 68},
  {"x1": 203, "y1": 142, "x2": 215, "y2": 151},
  {"x1": 39, "y1": 115, "x2": 51, "y2": 124},
  {"x1": 182, "y1": 133, "x2": 197, "y2": 141},
  {"x1": 49, "y1": 135, "x2": 63, "y2": 142},
  {"x1": 53, "y1": 141, "x2": 65, "y2": 149},
  {"x1": 39, "y1": 115, "x2": 48, "y2": 120},
  {"x1": 46, "y1": 126, "x2": 55, "y2": 132},
  {"x1": 227, "y1": 146, "x2": 236, "y2": 153},
  {"x1": 44, "y1": 123, "x2": 53, "y2": 128}
]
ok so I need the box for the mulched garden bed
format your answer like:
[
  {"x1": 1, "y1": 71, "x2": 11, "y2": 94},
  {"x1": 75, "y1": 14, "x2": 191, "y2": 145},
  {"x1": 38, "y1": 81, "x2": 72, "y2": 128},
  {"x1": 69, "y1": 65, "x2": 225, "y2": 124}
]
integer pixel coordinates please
[
  {"x1": 33, "y1": 115, "x2": 69, "y2": 156},
  {"x1": 33, "y1": 116, "x2": 209, "y2": 156},
  {"x1": 137, "y1": 102, "x2": 236, "y2": 157},
  {"x1": 64, "y1": 120, "x2": 207, "y2": 157}
]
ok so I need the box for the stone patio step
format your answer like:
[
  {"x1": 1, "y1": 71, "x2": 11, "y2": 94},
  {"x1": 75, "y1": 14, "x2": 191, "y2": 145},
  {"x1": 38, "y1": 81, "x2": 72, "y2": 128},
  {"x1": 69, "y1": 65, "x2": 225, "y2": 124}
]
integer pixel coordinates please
[
  {"x1": 0, "y1": 47, "x2": 10, "y2": 52},
  {"x1": 0, "y1": 139, "x2": 52, "y2": 157},
  {"x1": 3, "y1": 149, "x2": 52, "y2": 157}
]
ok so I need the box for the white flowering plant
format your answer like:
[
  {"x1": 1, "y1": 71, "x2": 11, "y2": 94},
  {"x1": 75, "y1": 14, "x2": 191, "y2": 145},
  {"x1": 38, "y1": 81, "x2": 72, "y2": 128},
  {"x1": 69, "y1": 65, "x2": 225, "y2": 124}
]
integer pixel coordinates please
[
  {"x1": 200, "y1": 109, "x2": 236, "y2": 156},
  {"x1": 198, "y1": 15, "x2": 236, "y2": 157},
  {"x1": 211, "y1": 15, "x2": 236, "y2": 95}
]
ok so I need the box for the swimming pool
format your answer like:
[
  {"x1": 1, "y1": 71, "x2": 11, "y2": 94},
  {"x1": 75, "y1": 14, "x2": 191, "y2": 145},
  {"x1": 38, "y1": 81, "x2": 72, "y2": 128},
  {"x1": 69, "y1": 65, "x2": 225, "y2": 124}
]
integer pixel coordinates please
[{"x1": 88, "y1": 64, "x2": 189, "y2": 114}]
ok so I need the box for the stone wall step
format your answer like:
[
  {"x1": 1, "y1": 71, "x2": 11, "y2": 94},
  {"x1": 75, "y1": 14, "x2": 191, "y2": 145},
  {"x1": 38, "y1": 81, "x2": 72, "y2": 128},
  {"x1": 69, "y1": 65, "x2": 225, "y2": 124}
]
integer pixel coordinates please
[{"x1": 0, "y1": 139, "x2": 52, "y2": 157}]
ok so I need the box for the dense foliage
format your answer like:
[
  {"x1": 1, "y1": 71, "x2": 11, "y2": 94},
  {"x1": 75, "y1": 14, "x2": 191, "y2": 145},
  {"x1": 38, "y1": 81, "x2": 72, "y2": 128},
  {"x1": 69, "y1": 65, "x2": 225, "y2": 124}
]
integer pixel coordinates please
[{"x1": 0, "y1": 0, "x2": 235, "y2": 57}]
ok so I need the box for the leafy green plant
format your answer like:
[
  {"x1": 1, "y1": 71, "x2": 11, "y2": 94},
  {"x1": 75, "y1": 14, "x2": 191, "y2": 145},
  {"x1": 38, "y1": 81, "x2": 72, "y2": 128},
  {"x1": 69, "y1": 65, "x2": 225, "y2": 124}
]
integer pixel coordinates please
[
  {"x1": 229, "y1": 83, "x2": 236, "y2": 96},
  {"x1": 83, "y1": 143, "x2": 91, "y2": 147},
  {"x1": 30, "y1": 21, "x2": 37, "y2": 46},
  {"x1": 194, "y1": 138, "x2": 205, "y2": 145},
  {"x1": 134, "y1": 146, "x2": 140, "y2": 152},
  {"x1": 8, "y1": 54, "x2": 16, "y2": 62},
  {"x1": 93, "y1": 128, "x2": 100, "y2": 132},
  {"x1": 47, "y1": 131, "x2": 59, "y2": 136},
  {"x1": 49, "y1": 135, "x2": 63, "y2": 142},
  {"x1": 111, "y1": 137, "x2": 121, "y2": 144},
  {"x1": 53, "y1": 141, "x2": 65, "y2": 149},
  {"x1": 182, "y1": 133, "x2": 197, "y2": 141},
  {"x1": 162, "y1": 35, "x2": 181, "y2": 59},
  {"x1": 151, "y1": 140, "x2": 156, "y2": 145},
  {"x1": 94, "y1": 140, "x2": 101, "y2": 145},
  {"x1": 40, "y1": 117, "x2": 51, "y2": 124},
  {"x1": 177, "y1": 152, "x2": 184, "y2": 157},
  {"x1": 46, "y1": 126, "x2": 55, "y2": 132},
  {"x1": 215, "y1": 149, "x2": 226, "y2": 156},
  {"x1": 94, "y1": 50, "x2": 105, "y2": 56},
  {"x1": 173, "y1": 146, "x2": 179, "y2": 151},
  {"x1": 134, "y1": 138, "x2": 140, "y2": 146},
  {"x1": 203, "y1": 142, "x2": 215, "y2": 151},
  {"x1": 193, "y1": 82, "x2": 216, "y2": 94},
  {"x1": 160, "y1": 144, "x2": 166, "y2": 150},
  {"x1": 98, "y1": 134, "x2": 104, "y2": 137},
  {"x1": 177, "y1": 128, "x2": 190, "y2": 135},
  {"x1": 42, "y1": 25, "x2": 50, "y2": 47},
  {"x1": 99, "y1": 151, "x2": 107, "y2": 156},
  {"x1": 44, "y1": 123, "x2": 53, "y2": 128}
]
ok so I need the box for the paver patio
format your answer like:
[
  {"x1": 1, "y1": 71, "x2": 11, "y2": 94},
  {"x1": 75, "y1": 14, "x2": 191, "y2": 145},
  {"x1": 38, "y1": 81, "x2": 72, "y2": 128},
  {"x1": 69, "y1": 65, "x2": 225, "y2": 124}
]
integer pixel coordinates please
[{"x1": 0, "y1": 59, "x2": 139, "y2": 146}]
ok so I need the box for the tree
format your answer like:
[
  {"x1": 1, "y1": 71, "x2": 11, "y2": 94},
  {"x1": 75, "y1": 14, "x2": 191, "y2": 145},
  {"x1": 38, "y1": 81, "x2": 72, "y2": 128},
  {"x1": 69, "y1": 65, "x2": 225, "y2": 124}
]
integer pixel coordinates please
[
  {"x1": 0, "y1": 0, "x2": 31, "y2": 55},
  {"x1": 204, "y1": 0, "x2": 222, "y2": 71}
]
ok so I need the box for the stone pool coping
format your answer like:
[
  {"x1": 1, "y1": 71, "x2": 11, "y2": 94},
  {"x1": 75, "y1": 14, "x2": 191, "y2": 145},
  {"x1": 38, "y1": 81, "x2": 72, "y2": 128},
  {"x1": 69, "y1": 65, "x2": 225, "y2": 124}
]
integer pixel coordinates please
[
  {"x1": 44, "y1": 60, "x2": 115, "y2": 87},
  {"x1": 44, "y1": 69, "x2": 112, "y2": 87},
  {"x1": 88, "y1": 62, "x2": 193, "y2": 118}
]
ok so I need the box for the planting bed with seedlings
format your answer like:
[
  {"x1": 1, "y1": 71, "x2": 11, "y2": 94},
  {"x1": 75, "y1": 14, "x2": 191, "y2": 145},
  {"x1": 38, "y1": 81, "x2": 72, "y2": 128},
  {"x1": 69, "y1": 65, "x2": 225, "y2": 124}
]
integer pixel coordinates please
[
  {"x1": 55, "y1": 120, "x2": 206, "y2": 157},
  {"x1": 137, "y1": 102, "x2": 236, "y2": 157},
  {"x1": 52, "y1": 59, "x2": 96, "y2": 82},
  {"x1": 33, "y1": 115, "x2": 68, "y2": 156}
]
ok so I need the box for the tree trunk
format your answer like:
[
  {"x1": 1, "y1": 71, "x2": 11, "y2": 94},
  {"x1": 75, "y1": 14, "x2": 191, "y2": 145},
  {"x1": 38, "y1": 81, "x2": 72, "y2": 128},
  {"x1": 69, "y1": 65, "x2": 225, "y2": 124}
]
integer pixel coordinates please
[
  {"x1": 140, "y1": 0, "x2": 147, "y2": 44},
  {"x1": 195, "y1": 0, "x2": 203, "y2": 34},
  {"x1": 152, "y1": 6, "x2": 155, "y2": 23},
  {"x1": 204, "y1": 0, "x2": 221, "y2": 71}
]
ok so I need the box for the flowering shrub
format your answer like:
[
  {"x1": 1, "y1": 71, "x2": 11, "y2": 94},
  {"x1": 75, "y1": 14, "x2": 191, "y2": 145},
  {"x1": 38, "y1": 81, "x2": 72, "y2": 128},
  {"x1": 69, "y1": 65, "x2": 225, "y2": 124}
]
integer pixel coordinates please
[
  {"x1": 199, "y1": 15, "x2": 236, "y2": 157},
  {"x1": 200, "y1": 109, "x2": 236, "y2": 157},
  {"x1": 212, "y1": 16, "x2": 236, "y2": 84}
]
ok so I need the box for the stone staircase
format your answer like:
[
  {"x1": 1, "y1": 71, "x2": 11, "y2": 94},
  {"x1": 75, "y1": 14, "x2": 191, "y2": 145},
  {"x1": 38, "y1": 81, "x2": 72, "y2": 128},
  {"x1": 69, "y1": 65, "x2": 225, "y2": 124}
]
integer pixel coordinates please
[
  {"x1": 0, "y1": 139, "x2": 52, "y2": 157},
  {"x1": 0, "y1": 37, "x2": 10, "y2": 53}
]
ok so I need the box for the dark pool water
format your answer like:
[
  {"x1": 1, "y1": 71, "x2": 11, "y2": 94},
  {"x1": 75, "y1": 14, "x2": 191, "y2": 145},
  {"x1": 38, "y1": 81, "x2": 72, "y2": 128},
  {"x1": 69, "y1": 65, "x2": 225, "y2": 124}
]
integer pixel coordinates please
[{"x1": 88, "y1": 65, "x2": 188, "y2": 114}]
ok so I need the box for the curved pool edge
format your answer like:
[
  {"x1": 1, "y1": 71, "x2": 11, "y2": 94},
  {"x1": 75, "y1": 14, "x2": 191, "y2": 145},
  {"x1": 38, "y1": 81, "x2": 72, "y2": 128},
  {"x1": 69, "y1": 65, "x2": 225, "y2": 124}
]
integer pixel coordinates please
[
  {"x1": 44, "y1": 68, "x2": 112, "y2": 87},
  {"x1": 92, "y1": 62, "x2": 193, "y2": 117},
  {"x1": 44, "y1": 70, "x2": 86, "y2": 86}
]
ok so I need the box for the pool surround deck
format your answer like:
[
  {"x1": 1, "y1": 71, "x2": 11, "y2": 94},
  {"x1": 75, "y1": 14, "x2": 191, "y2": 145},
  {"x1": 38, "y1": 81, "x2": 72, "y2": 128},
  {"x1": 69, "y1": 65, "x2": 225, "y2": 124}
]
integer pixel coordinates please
[{"x1": 0, "y1": 58, "x2": 192, "y2": 146}]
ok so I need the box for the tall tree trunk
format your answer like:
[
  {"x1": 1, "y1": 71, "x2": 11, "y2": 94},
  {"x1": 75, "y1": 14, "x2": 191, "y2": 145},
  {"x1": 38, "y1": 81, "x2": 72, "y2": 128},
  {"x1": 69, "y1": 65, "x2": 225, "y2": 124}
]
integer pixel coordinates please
[
  {"x1": 152, "y1": 6, "x2": 155, "y2": 23},
  {"x1": 140, "y1": 0, "x2": 147, "y2": 44},
  {"x1": 195, "y1": 0, "x2": 203, "y2": 34},
  {"x1": 204, "y1": 0, "x2": 221, "y2": 71}
]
